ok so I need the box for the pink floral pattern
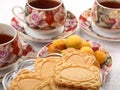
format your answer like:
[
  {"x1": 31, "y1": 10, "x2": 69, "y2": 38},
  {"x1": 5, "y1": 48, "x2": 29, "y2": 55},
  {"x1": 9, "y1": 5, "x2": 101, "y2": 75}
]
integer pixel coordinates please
[
  {"x1": 0, "y1": 34, "x2": 22, "y2": 68},
  {"x1": 26, "y1": 11, "x2": 47, "y2": 29},
  {"x1": 0, "y1": 51, "x2": 10, "y2": 59},
  {"x1": 0, "y1": 50, "x2": 10, "y2": 67},
  {"x1": 25, "y1": 4, "x2": 66, "y2": 30}
]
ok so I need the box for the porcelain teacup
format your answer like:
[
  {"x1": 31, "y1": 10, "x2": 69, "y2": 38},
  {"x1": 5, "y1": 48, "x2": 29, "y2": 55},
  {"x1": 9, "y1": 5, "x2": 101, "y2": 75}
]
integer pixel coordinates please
[
  {"x1": 12, "y1": 0, "x2": 67, "y2": 37},
  {"x1": 0, "y1": 23, "x2": 23, "y2": 78},
  {"x1": 91, "y1": 0, "x2": 120, "y2": 34}
]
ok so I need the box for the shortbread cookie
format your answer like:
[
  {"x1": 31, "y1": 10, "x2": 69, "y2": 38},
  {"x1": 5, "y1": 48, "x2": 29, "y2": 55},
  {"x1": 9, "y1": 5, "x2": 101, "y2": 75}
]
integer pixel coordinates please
[
  {"x1": 34, "y1": 57, "x2": 61, "y2": 79},
  {"x1": 54, "y1": 63, "x2": 100, "y2": 90},
  {"x1": 8, "y1": 69, "x2": 42, "y2": 90},
  {"x1": 62, "y1": 48, "x2": 78, "y2": 56},
  {"x1": 56, "y1": 86, "x2": 99, "y2": 90},
  {"x1": 34, "y1": 77, "x2": 53, "y2": 90},
  {"x1": 61, "y1": 48, "x2": 100, "y2": 68},
  {"x1": 56, "y1": 86, "x2": 81, "y2": 90}
]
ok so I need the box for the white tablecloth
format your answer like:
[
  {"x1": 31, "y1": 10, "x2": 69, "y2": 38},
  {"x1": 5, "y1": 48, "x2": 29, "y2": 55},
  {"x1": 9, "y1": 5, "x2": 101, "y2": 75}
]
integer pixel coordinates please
[{"x1": 0, "y1": 0, "x2": 120, "y2": 90}]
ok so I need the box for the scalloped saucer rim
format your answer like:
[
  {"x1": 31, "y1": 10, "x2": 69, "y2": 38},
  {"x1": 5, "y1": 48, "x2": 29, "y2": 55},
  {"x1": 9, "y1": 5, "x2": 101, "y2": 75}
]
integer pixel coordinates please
[
  {"x1": 79, "y1": 8, "x2": 120, "y2": 42},
  {"x1": 11, "y1": 10, "x2": 78, "y2": 43}
]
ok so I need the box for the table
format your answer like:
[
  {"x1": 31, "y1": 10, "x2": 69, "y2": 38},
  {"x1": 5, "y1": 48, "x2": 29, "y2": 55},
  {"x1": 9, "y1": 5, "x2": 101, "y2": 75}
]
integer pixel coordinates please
[{"x1": 0, "y1": 0, "x2": 120, "y2": 90}]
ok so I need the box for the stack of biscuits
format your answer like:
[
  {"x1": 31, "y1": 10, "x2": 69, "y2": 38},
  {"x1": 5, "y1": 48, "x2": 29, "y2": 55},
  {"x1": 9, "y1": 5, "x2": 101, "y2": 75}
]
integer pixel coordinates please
[{"x1": 8, "y1": 48, "x2": 100, "y2": 90}]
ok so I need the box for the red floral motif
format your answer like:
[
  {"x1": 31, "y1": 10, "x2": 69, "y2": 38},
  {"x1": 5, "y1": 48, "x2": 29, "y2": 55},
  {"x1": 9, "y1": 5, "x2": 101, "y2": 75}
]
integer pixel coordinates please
[
  {"x1": 109, "y1": 18, "x2": 116, "y2": 24},
  {"x1": 79, "y1": 15, "x2": 87, "y2": 22},
  {"x1": 22, "y1": 45, "x2": 34, "y2": 56},
  {"x1": 92, "y1": 42, "x2": 100, "y2": 52},
  {"x1": 45, "y1": 11, "x2": 54, "y2": 25},
  {"x1": 11, "y1": 35, "x2": 21, "y2": 55},
  {"x1": 12, "y1": 17, "x2": 19, "y2": 25},
  {"x1": 28, "y1": 7, "x2": 32, "y2": 14}
]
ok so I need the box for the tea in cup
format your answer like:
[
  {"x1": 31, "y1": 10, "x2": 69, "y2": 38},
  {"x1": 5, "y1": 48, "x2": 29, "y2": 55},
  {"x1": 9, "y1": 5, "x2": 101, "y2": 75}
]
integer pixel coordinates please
[
  {"x1": 0, "y1": 23, "x2": 22, "y2": 78},
  {"x1": 91, "y1": 0, "x2": 120, "y2": 34},
  {"x1": 12, "y1": 0, "x2": 67, "y2": 38}
]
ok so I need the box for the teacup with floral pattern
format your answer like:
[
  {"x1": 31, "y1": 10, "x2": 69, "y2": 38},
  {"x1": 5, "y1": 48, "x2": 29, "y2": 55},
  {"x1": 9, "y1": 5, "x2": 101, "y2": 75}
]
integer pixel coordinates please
[
  {"x1": 91, "y1": 0, "x2": 120, "y2": 33},
  {"x1": 0, "y1": 23, "x2": 23, "y2": 69},
  {"x1": 12, "y1": 0, "x2": 67, "y2": 36}
]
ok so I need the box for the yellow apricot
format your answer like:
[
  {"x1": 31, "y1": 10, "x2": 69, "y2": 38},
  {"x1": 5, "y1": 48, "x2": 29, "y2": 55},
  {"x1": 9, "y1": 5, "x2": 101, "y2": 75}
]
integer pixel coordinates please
[
  {"x1": 53, "y1": 39, "x2": 66, "y2": 50},
  {"x1": 80, "y1": 46, "x2": 94, "y2": 55},
  {"x1": 48, "y1": 44, "x2": 55, "y2": 53},
  {"x1": 65, "y1": 35, "x2": 83, "y2": 49},
  {"x1": 48, "y1": 39, "x2": 66, "y2": 53},
  {"x1": 82, "y1": 40, "x2": 92, "y2": 47},
  {"x1": 94, "y1": 50, "x2": 106, "y2": 65}
]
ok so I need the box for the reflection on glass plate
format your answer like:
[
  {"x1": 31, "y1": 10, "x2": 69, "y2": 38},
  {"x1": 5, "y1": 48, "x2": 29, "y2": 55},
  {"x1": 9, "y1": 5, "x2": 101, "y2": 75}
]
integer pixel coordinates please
[
  {"x1": 79, "y1": 8, "x2": 120, "y2": 41},
  {"x1": 11, "y1": 10, "x2": 78, "y2": 43},
  {"x1": 2, "y1": 59, "x2": 35, "y2": 90}
]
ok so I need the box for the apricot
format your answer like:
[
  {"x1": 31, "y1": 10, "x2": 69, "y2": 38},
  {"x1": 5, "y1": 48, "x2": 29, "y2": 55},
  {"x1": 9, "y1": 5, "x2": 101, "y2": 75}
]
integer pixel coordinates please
[
  {"x1": 94, "y1": 50, "x2": 106, "y2": 65},
  {"x1": 48, "y1": 39, "x2": 66, "y2": 53},
  {"x1": 82, "y1": 40, "x2": 92, "y2": 47},
  {"x1": 80, "y1": 46, "x2": 94, "y2": 55},
  {"x1": 48, "y1": 44, "x2": 56, "y2": 53},
  {"x1": 53, "y1": 39, "x2": 66, "y2": 50},
  {"x1": 65, "y1": 35, "x2": 83, "y2": 49}
]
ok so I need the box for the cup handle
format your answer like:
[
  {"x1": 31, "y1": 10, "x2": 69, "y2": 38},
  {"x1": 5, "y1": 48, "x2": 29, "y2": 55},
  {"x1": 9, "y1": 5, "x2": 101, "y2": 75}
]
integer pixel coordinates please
[{"x1": 12, "y1": 6, "x2": 25, "y2": 23}]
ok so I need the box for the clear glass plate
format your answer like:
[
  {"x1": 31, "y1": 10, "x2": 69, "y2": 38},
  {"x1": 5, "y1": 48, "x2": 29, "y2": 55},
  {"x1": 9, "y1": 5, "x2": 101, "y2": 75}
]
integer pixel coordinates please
[
  {"x1": 2, "y1": 53, "x2": 62, "y2": 90},
  {"x1": 2, "y1": 49, "x2": 112, "y2": 90},
  {"x1": 2, "y1": 59, "x2": 35, "y2": 90}
]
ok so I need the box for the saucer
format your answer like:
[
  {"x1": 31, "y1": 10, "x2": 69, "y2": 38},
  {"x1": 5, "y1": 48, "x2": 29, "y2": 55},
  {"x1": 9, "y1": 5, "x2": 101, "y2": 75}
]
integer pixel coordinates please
[
  {"x1": 11, "y1": 10, "x2": 78, "y2": 43},
  {"x1": 36, "y1": 39, "x2": 112, "y2": 86},
  {"x1": 79, "y1": 8, "x2": 120, "y2": 41},
  {"x1": 0, "y1": 38, "x2": 36, "y2": 82}
]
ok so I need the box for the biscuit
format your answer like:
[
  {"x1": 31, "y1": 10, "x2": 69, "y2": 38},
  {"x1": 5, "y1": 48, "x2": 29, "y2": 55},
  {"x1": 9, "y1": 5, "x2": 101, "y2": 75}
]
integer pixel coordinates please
[
  {"x1": 34, "y1": 77, "x2": 53, "y2": 90},
  {"x1": 54, "y1": 63, "x2": 100, "y2": 90},
  {"x1": 56, "y1": 86, "x2": 81, "y2": 90},
  {"x1": 61, "y1": 48, "x2": 100, "y2": 68},
  {"x1": 8, "y1": 48, "x2": 101, "y2": 90},
  {"x1": 34, "y1": 56, "x2": 61, "y2": 79},
  {"x1": 8, "y1": 69, "x2": 42, "y2": 90}
]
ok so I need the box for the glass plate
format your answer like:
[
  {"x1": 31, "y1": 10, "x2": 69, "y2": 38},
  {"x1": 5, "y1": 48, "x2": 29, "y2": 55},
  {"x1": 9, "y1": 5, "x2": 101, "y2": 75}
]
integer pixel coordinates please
[
  {"x1": 2, "y1": 59, "x2": 35, "y2": 90},
  {"x1": 2, "y1": 40, "x2": 112, "y2": 90}
]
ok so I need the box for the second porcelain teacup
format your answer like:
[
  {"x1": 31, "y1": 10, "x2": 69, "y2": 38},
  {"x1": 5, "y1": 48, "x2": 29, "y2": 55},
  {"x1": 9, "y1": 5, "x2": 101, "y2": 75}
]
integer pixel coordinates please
[
  {"x1": 12, "y1": 0, "x2": 67, "y2": 36},
  {"x1": 91, "y1": 0, "x2": 120, "y2": 33},
  {"x1": 0, "y1": 23, "x2": 23, "y2": 78}
]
